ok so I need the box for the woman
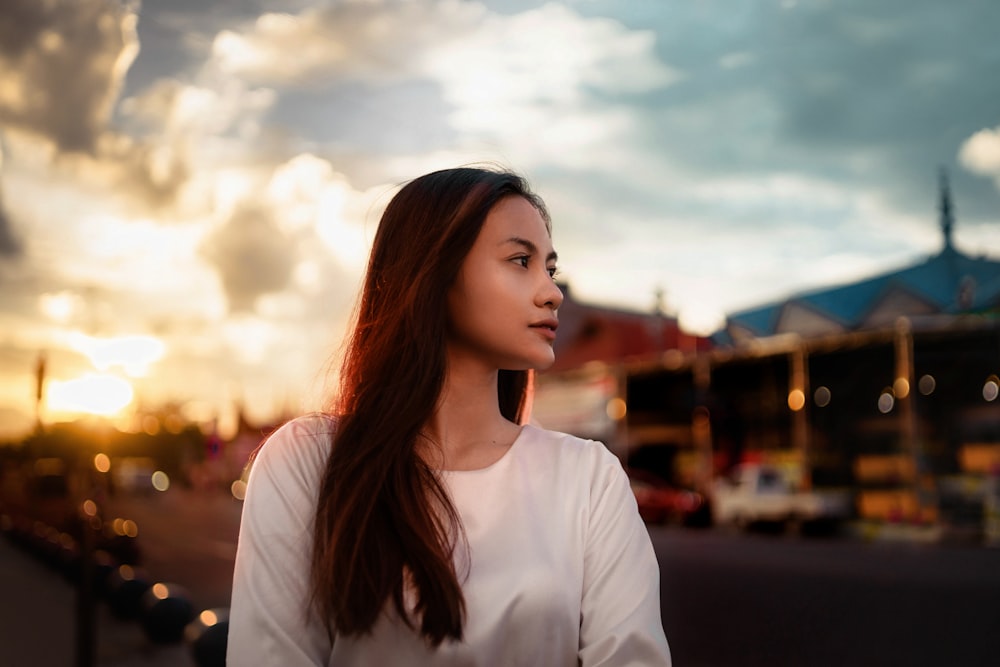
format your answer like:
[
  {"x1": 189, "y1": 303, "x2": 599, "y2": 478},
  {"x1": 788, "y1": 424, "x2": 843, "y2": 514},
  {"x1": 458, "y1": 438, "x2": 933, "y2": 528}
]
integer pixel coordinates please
[{"x1": 227, "y1": 166, "x2": 671, "y2": 666}]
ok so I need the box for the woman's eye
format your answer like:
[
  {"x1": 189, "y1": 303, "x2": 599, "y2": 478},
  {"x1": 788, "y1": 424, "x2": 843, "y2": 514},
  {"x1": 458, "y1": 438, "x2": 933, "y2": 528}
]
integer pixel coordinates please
[
  {"x1": 515, "y1": 256, "x2": 529, "y2": 268},
  {"x1": 548, "y1": 267, "x2": 560, "y2": 279}
]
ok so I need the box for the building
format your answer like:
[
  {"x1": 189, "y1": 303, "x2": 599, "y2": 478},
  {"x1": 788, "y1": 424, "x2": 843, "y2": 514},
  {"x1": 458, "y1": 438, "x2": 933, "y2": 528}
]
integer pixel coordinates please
[
  {"x1": 539, "y1": 172, "x2": 1000, "y2": 536},
  {"x1": 721, "y1": 171, "x2": 1000, "y2": 343},
  {"x1": 549, "y1": 283, "x2": 711, "y2": 373},
  {"x1": 532, "y1": 284, "x2": 711, "y2": 452}
]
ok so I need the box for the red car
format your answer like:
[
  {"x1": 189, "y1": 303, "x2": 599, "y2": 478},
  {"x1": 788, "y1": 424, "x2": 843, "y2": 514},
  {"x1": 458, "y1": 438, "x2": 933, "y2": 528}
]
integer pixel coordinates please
[{"x1": 628, "y1": 469, "x2": 711, "y2": 527}]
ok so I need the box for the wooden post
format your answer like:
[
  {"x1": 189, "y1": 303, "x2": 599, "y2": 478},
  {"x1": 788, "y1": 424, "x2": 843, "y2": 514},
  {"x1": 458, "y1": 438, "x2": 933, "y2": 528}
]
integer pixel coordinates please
[
  {"x1": 692, "y1": 354, "x2": 713, "y2": 491},
  {"x1": 894, "y1": 317, "x2": 936, "y2": 523},
  {"x1": 789, "y1": 342, "x2": 811, "y2": 490}
]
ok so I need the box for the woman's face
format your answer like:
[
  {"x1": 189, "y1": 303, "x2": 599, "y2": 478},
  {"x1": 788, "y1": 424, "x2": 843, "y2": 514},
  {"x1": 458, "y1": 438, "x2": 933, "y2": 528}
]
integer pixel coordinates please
[{"x1": 446, "y1": 195, "x2": 564, "y2": 372}]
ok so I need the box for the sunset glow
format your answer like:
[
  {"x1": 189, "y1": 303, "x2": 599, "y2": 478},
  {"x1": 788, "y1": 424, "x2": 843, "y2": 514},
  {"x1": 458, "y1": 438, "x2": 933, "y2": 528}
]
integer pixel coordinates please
[
  {"x1": 65, "y1": 333, "x2": 165, "y2": 377},
  {"x1": 46, "y1": 373, "x2": 135, "y2": 418},
  {"x1": 0, "y1": 0, "x2": 996, "y2": 442}
]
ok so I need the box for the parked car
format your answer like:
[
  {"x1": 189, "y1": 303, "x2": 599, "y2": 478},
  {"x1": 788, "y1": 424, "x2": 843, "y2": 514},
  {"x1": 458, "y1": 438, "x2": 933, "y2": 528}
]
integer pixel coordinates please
[
  {"x1": 628, "y1": 468, "x2": 711, "y2": 527},
  {"x1": 711, "y1": 462, "x2": 851, "y2": 532},
  {"x1": 112, "y1": 457, "x2": 157, "y2": 495}
]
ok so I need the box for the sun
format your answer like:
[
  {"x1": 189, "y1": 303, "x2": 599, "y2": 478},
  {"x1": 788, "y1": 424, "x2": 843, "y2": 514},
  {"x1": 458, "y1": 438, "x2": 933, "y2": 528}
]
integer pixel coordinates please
[{"x1": 46, "y1": 373, "x2": 135, "y2": 418}]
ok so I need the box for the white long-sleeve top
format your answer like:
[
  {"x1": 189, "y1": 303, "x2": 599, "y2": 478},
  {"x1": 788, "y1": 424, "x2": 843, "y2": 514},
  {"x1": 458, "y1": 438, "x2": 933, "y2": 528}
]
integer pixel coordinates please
[{"x1": 227, "y1": 415, "x2": 671, "y2": 666}]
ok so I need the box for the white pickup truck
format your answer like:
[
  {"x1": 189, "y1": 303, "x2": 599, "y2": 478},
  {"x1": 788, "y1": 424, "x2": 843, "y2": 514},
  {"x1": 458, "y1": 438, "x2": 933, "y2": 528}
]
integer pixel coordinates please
[{"x1": 711, "y1": 463, "x2": 852, "y2": 531}]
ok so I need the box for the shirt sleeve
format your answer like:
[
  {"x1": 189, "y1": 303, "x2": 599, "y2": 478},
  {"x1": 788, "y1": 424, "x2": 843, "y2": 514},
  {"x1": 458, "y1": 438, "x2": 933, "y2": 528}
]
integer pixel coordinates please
[
  {"x1": 578, "y1": 447, "x2": 672, "y2": 667},
  {"x1": 227, "y1": 418, "x2": 333, "y2": 666}
]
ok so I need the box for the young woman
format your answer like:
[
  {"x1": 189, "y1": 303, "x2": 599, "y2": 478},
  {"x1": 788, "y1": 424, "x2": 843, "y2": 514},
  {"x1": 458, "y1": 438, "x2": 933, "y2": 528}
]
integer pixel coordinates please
[{"x1": 227, "y1": 166, "x2": 671, "y2": 666}]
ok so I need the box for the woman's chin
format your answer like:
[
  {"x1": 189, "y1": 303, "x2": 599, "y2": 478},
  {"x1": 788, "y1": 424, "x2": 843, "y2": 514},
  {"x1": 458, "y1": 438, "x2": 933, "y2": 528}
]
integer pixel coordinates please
[{"x1": 532, "y1": 354, "x2": 557, "y2": 371}]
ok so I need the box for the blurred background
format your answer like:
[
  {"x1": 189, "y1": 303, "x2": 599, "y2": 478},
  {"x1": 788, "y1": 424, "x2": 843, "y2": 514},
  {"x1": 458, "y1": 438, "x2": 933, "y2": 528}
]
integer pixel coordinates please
[{"x1": 1, "y1": 1, "x2": 999, "y2": 665}]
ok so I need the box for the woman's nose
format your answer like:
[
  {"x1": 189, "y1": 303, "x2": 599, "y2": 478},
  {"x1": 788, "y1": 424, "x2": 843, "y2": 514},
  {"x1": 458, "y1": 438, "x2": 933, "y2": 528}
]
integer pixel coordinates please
[{"x1": 541, "y1": 279, "x2": 564, "y2": 310}]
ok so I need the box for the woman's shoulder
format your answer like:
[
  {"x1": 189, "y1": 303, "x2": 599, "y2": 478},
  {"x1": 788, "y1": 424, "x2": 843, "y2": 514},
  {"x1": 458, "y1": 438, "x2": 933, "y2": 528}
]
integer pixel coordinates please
[
  {"x1": 249, "y1": 413, "x2": 336, "y2": 481},
  {"x1": 520, "y1": 422, "x2": 609, "y2": 449},
  {"x1": 518, "y1": 423, "x2": 619, "y2": 471},
  {"x1": 516, "y1": 425, "x2": 631, "y2": 511},
  {"x1": 271, "y1": 412, "x2": 339, "y2": 439}
]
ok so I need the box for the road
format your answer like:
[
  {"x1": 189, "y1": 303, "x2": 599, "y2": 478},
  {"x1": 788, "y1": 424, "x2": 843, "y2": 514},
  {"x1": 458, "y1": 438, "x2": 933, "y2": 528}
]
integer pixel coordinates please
[
  {"x1": 102, "y1": 486, "x2": 243, "y2": 611},
  {"x1": 652, "y1": 526, "x2": 1000, "y2": 666},
  {"x1": 105, "y1": 488, "x2": 1000, "y2": 666}
]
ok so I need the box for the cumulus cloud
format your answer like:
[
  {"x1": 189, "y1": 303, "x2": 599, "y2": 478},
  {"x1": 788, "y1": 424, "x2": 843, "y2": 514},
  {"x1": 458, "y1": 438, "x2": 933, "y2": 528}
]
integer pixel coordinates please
[
  {"x1": 425, "y1": 4, "x2": 679, "y2": 109},
  {"x1": 0, "y1": 213, "x2": 18, "y2": 260},
  {"x1": 266, "y1": 153, "x2": 377, "y2": 270},
  {"x1": 0, "y1": 143, "x2": 22, "y2": 259},
  {"x1": 0, "y1": 191, "x2": 20, "y2": 258},
  {"x1": 0, "y1": 0, "x2": 201, "y2": 211},
  {"x1": 0, "y1": 0, "x2": 139, "y2": 154},
  {"x1": 200, "y1": 201, "x2": 299, "y2": 313},
  {"x1": 959, "y1": 126, "x2": 1000, "y2": 188},
  {"x1": 208, "y1": 0, "x2": 485, "y2": 87},
  {"x1": 208, "y1": 1, "x2": 677, "y2": 92},
  {"x1": 2, "y1": 0, "x2": 997, "y2": 436},
  {"x1": 183, "y1": 147, "x2": 378, "y2": 316},
  {"x1": 120, "y1": 76, "x2": 275, "y2": 140},
  {"x1": 205, "y1": 0, "x2": 679, "y2": 166},
  {"x1": 422, "y1": 3, "x2": 680, "y2": 162},
  {"x1": 110, "y1": 75, "x2": 273, "y2": 208}
]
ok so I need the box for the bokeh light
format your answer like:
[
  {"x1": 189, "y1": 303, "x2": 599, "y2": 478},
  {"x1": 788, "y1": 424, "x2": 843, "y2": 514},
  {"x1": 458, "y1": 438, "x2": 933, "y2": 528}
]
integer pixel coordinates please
[
  {"x1": 231, "y1": 479, "x2": 248, "y2": 501},
  {"x1": 878, "y1": 390, "x2": 895, "y2": 414},
  {"x1": 94, "y1": 453, "x2": 111, "y2": 473},
  {"x1": 82, "y1": 499, "x2": 98, "y2": 517},
  {"x1": 605, "y1": 397, "x2": 627, "y2": 420},
  {"x1": 787, "y1": 389, "x2": 805, "y2": 411},
  {"x1": 984, "y1": 375, "x2": 999, "y2": 402},
  {"x1": 814, "y1": 386, "x2": 831, "y2": 407},
  {"x1": 151, "y1": 471, "x2": 170, "y2": 492},
  {"x1": 893, "y1": 378, "x2": 910, "y2": 399}
]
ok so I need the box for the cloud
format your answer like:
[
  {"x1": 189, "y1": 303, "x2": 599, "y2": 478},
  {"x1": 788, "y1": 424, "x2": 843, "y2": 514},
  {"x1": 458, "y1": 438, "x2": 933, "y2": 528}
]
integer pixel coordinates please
[
  {"x1": 109, "y1": 75, "x2": 273, "y2": 210},
  {"x1": 0, "y1": 156, "x2": 20, "y2": 257},
  {"x1": 425, "y1": 3, "x2": 679, "y2": 109},
  {"x1": 617, "y1": 0, "x2": 1000, "y2": 224},
  {"x1": 422, "y1": 3, "x2": 680, "y2": 163},
  {"x1": 207, "y1": 0, "x2": 485, "y2": 87},
  {"x1": 0, "y1": 0, "x2": 139, "y2": 154},
  {"x1": 0, "y1": 194, "x2": 21, "y2": 258},
  {"x1": 187, "y1": 148, "x2": 379, "y2": 316},
  {"x1": 199, "y1": 201, "x2": 299, "y2": 313},
  {"x1": 120, "y1": 76, "x2": 274, "y2": 140},
  {"x1": 2, "y1": 0, "x2": 998, "y2": 437},
  {"x1": 204, "y1": 0, "x2": 679, "y2": 169},
  {"x1": 0, "y1": 0, "x2": 200, "y2": 212},
  {"x1": 959, "y1": 126, "x2": 1000, "y2": 189}
]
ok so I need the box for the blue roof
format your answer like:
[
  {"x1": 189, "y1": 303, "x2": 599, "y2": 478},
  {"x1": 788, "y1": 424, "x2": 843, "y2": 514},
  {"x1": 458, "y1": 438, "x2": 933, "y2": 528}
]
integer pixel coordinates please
[{"x1": 724, "y1": 244, "x2": 1000, "y2": 339}]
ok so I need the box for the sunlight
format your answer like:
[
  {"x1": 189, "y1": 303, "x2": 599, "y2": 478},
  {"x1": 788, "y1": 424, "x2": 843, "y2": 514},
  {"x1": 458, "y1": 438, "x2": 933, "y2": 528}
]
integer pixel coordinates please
[
  {"x1": 65, "y1": 332, "x2": 165, "y2": 378},
  {"x1": 47, "y1": 373, "x2": 134, "y2": 417},
  {"x1": 38, "y1": 291, "x2": 85, "y2": 323}
]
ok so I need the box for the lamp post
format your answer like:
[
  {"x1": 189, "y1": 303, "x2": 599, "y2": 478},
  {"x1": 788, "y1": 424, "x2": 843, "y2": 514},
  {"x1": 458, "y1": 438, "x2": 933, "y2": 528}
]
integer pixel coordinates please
[{"x1": 34, "y1": 352, "x2": 46, "y2": 434}]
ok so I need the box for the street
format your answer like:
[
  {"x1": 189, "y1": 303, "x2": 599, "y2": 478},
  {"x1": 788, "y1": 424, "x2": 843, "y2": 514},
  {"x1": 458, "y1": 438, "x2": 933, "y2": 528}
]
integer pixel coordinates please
[
  {"x1": 653, "y1": 526, "x2": 1000, "y2": 666},
  {"x1": 103, "y1": 487, "x2": 1000, "y2": 666},
  {"x1": 102, "y1": 487, "x2": 243, "y2": 612}
]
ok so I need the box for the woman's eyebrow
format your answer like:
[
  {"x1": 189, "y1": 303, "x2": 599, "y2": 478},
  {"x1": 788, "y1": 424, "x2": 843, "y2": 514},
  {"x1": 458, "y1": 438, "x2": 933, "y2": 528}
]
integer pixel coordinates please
[{"x1": 503, "y1": 236, "x2": 559, "y2": 263}]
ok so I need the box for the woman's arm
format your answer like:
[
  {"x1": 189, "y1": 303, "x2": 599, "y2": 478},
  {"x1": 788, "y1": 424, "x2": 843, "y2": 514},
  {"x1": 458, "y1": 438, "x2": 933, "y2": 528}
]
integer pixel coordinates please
[
  {"x1": 227, "y1": 418, "x2": 333, "y2": 666},
  {"x1": 578, "y1": 450, "x2": 672, "y2": 667}
]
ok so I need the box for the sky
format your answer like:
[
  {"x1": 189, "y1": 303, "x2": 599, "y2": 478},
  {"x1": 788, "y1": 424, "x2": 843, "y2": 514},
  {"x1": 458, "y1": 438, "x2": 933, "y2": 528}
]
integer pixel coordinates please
[{"x1": 1, "y1": 0, "x2": 999, "y2": 439}]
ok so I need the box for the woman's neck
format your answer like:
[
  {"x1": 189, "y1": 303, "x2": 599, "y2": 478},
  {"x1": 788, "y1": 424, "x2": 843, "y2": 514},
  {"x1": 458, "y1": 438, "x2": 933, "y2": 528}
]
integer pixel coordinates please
[{"x1": 421, "y1": 361, "x2": 522, "y2": 471}]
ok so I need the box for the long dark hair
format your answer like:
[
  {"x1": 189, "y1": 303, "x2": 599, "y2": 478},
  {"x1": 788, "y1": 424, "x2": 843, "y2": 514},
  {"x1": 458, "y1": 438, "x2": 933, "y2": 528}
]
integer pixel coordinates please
[{"x1": 312, "y1": 167, "x2": 550, "y2": 646}]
